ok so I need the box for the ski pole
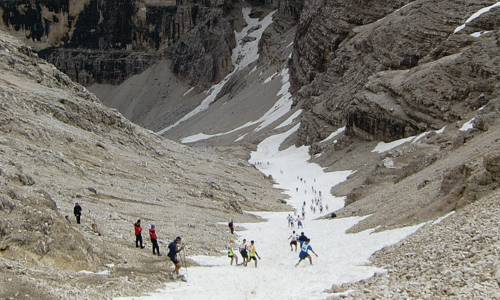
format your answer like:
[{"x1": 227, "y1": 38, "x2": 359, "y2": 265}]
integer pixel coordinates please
[{"x1": 182, "y1": 246, "x2": 189, "y2": 279}]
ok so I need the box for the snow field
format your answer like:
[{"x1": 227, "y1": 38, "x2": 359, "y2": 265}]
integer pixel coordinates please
[{"x1": 119, "y1": 124, "x2": 423, "y2": 300}]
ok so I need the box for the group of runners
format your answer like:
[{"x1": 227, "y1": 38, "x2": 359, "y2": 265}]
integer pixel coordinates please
[
  {"x1": 227, "y1": 238, "x2": 261, "y2": 267},
  {"x1": 126, "y1": 162, "x2": 325, "y2": 277},
  {"x1": 288, "y1": 230, "x2": 319, "y2": 266},
  {"x1": 294, "y1": 177, "x2": 329, "y2": 218}
]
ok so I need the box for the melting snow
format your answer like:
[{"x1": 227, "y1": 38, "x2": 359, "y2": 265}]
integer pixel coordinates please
[{"x1": 454, "y1": 2, "x2": 500, "y2": 33}]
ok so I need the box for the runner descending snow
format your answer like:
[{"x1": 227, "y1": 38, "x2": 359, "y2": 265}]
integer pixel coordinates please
[{"x1": 117, "y1": 123, "x2": 423, "y2": 300}]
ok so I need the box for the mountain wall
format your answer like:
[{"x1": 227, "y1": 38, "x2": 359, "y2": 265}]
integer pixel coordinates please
[
  {"x1": 289, "y1": 0, "x2": 500, "y2": 145},
  {"x1": 0, "y1": 0, "x2": 238, "y2": 86}
]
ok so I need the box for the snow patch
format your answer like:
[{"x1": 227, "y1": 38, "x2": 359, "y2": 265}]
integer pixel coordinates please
[
  {"x1": 460, "y1": 118, "x2": 476, "y2": 132},
  {"x1": 321, "y1": 127, "x2": 346, "y2": 143},
  {"x1": 372, "y1": 136, "x2": 415, "y2": 154},
  {"x1": 275, "y1": 110, "x2": 303, "y2": 129},
  {"x1": 234, "y1": 133, "x2": 248, "y2": 142},
  {"x1": 454, "y1": 2, "x2": 500, "y2": 33},
  {"x1": 182, "y1": 87, "x2": 195, "y2": 97},
  {"x1": 263, "y1": 72, "x2": 278, "y2": 84},
  {"x1": 432, "y1": 211, "x2": 455, "y2": 225},
  {"x1": 254, "y1": 68, "x2": 294, "y2": 131},
  {"x1": 412, "y1": 126, "x2": 446, "y2": 144},
  {"x1": 470, "y1": 30, "x2": 491, "y2": 37}
]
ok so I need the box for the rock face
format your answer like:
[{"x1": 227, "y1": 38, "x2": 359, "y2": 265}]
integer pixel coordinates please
[
  {"x1": 0, "y1": 0, "x2": 238, "y2": 87},
  {"x1": 290, "y1": 0, "x2": 500, "y2": 144}
]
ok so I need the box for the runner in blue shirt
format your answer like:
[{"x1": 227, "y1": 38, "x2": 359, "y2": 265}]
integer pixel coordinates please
[{"x1": 295, "y1": 239, "x2": 318, "y2": 267}]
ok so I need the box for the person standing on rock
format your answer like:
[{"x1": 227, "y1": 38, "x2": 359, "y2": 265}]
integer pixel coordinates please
[
  {"x1": 149, "y1": 224, "x2": 160, "y2": 256},
  {"x1": 134, "y1": 220, "x2": 145, "y2": 249},
  {"x1": 228, "y1": 218, "x2": 235, "y2": 234},
  {"x1": 73, "y1": 203, "x2": 82, "y2": 224},
  {"x1": 168, "y1": 236, "x2": 185, "y2": 277},
  {"x1": 248, "y1": 240, "x2": 261, "y2": 268},
  {"x1": 295, "y1": 239, "x2": 318, "y2": 267}
]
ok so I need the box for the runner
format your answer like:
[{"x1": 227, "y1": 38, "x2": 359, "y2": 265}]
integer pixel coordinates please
[
  {"x1": 227, "y1": 239, "x2": 239, "y2": 266},
  {"x1": 248, "y1": 240, "x2": 261, "y2": 268},
  {"x1": 297, "y1": 217, "x2": 304, "y2": 229},
  {"x1": 167, "y1": 236, "x2": 185, "y2": 278},
  {"x1": 288, "y1": 231, "x2": 298, "y2": 252},
  {"x1": 287, "y1": 214, "x2": 294, "y2": 228},
  {"x1": 298, "y1": 232, "x2": 308, "y2": 247},
  {"x1": 239, "y1": 239, "x2": 249, "y2": 267},
  {"x1": 295, "y1": 239, "x2": 318, "y2": 267}
]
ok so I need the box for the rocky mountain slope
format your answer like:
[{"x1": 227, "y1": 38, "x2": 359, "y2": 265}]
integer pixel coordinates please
[
  {"x1": 0, "y1": 29, "x2": 286, "y2": 299},
  {"x1": 1, "y1": 0, "x2": 500, "y2": 299}
]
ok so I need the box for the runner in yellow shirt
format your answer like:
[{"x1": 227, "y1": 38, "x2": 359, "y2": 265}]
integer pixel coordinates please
[
  {"x1": 228, "y1": 239, "x2": 239, "y2": 266},
  {"x1": 248, "y1": 240, "x2": 261, "y2": 268}
]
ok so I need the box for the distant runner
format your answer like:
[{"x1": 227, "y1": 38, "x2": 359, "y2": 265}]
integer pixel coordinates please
[
  {"x1": 295, "y1": 239, "x2": 318, "y2": 267},
  {"x1": 297, "y1": 217, "x2": 303, "y2": 229},
  {"x1": 229, "y1": 218, "x2": 235, "y2": 235}
]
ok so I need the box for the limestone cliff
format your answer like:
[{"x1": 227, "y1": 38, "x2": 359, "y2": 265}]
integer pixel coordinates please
[{"x1": 0, "y1": 0, "x2": 238, "y2": 86}]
